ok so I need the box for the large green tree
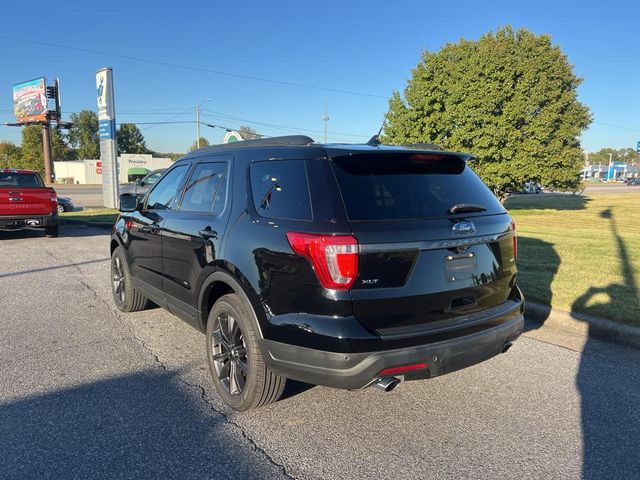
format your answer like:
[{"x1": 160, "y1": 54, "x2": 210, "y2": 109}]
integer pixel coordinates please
[
  {"x1": 0, "y1": 141, "x2": 21, "y2": 168},
  {"x1": 383, "y1": 27, "x2": 591, "y2": 197},
  {"x1": 117, "y1": 123, "x2": 149, "y2": 154},
  {"x1": 16, "y1": 126, "x2": 74, "y2": 173},
  {"x1": 68, "y1": 110, "x2": 100, "y2": 159}
]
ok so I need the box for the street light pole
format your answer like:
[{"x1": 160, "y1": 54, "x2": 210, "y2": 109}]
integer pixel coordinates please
[{"x1": 196, "y1": 98, "x2": 211, "y2": 149}]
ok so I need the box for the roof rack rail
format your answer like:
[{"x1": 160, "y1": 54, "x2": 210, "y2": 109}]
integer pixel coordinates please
[{"x1": 191, "y1": 135, "x2": 315, "y2": 153}]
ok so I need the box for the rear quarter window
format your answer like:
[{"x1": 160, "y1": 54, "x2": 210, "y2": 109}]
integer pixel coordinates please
[
  {"x1": 250, "y1": 160, "x2": 312, "y2": 220},
  {"x1": 331, "y1": 153, "x2": 504, "y2": 221}
]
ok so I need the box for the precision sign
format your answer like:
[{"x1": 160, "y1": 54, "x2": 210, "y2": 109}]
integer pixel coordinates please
[{"x1": 96, "y1": 68, "x2": 119, "y2": 208}]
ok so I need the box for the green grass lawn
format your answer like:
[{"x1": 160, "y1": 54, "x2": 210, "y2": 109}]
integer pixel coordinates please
[
  {"x1": 60, "y1": 208, "x2": 119, "y2": 224},
  {"x1": 505, "y1": 193, "x2": 640, "y2": 325}
]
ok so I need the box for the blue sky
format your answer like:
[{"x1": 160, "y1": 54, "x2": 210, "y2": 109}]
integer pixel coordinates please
[{"x1": 1, "y1": 0, "x2": 638, "y2": 153}]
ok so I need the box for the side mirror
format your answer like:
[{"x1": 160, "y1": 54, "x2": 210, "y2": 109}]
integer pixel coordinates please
[{"x1": 119, "y1": 194, "x2": 140, "y2": 212}]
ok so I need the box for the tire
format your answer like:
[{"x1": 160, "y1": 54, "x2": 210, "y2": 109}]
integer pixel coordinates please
[
  {"x1": 206, "y1": 293, "x2": 285, "y2": 411},
  {"x1": 110, "y1": 246, "x2": 149, "y2": 312},
  {"x1": 57, "y1": 204, "x2": 65, "y2": 214},
  {"x1": 45, "y1": 224, "x2": 59, "y2": 238}
]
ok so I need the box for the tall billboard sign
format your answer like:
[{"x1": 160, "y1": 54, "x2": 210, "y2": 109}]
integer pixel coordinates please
[
  {"x1": 96, "y1": 68, "x2": 119, "y2": 208},
  {"x1": 12, "y1": 77, "x2": 48, "y2": 123}
]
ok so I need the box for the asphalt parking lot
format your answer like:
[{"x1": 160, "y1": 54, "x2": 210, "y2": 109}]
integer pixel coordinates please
[{"x1": 1, "y1": 225, "x2": 639, "y2": 479}]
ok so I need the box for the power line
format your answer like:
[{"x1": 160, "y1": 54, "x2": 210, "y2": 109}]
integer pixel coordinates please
[
  {"x1": 201, "y1": 108, "x2": 370, "y2": 139},
  {"x1": 592, "y1": 121, "x2": 640, "y2": 134},
  {"x1": 0, "y1": 35, "x2": 389, "y2": 100}
]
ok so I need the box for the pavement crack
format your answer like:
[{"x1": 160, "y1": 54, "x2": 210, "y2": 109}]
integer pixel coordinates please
[
  {"x1": 178, "y1": 378, "x2": 296, "y2": 480},
  {"x1": 76, "y1": 278, "x2": 294, "y2": 479}
]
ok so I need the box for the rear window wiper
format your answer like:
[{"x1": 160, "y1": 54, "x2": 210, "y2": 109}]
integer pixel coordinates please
[{"x1": 448, "y1": 203, "x2": 487, "y2": 214}]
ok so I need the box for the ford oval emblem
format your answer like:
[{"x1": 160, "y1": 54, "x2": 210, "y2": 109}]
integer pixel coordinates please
[{"x1": 452, "y1": 221, "x2": 475, "y2": 234}]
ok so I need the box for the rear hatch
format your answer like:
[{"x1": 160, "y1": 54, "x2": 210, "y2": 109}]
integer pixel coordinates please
[
  {"x1": 0, "y1": 171, "x2": 55, "y2": 216},
  {"x1": 330, "y1": 151, "x2": 518, "y2": 336}
]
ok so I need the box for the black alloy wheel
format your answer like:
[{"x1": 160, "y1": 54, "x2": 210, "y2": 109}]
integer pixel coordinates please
[{"x1": 211, "y1": 311, "x2": 248, "y2": 396}]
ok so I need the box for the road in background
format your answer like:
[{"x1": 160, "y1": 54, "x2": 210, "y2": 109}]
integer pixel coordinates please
[
  {"x1": 51, "y1": 185, "x2": 104, "y2": 209},
  {"x1": 583, "y1": 183, "x2": 640, "y2": 194},
  {"x1": 1, "y1": 226, "x2": 639, "y2": 479}
]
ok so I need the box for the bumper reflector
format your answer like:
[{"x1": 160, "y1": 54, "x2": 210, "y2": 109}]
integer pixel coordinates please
[{"x1": 380, "y1": 363, "x2": 427, "y2": 376}]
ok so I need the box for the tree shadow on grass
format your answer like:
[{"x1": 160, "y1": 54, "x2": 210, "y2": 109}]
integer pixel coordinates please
[
  {"x1": 505, "y1": 193, "x2": 590, "y2": 211},
  {"x1": 0, "y1": 370, "x2": 284, "y2": 480},
  {"x1": 572, "y1": 209, "x2": 640, "y2": 479}
]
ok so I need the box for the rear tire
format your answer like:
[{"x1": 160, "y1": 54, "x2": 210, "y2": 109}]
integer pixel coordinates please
[
  {"x1": 206, "y1": 293, "x2": 285, "y2": 411},
  {"x1": 45, "y1": 224, "x2": 59, "y2": 238},
  {"x1": 111, "y1": 246, "x2": 149, "y2": 312}
]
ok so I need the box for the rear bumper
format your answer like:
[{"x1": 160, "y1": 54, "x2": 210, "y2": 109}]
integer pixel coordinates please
[
  {"x1": 259, "y1": 313, "x2": 524, "y2": 390},
  {"x1": 0, "y1": 214, "x2": 57, "y2": 230}
]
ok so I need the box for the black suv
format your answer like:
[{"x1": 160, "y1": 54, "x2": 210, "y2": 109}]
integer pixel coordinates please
[{"x1": 110, "y1": 136, "x2": 524, "y2": 411}]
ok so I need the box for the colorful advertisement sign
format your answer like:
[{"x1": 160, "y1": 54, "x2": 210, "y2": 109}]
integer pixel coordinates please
[{"x1": 12, "y1": 77, "x2": 48, "y2": 123}]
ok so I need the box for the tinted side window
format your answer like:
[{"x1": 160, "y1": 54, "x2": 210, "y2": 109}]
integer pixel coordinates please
[
  {"x1": 250, "y1": 160, "x2": 312, "y2": 220},
  {"x1": 145, "y1": 165, "x2": 188, "y2": 210},
  {"x1": 180, "y1": 162, "x2": 228, "y2": 214}
]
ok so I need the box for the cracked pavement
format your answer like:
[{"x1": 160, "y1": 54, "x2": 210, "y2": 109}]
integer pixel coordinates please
[{"x1": 1, "y1": 225, "x2": 639, "y2": 479}]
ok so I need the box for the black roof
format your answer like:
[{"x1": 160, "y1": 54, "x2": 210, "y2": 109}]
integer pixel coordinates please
[
  {"x1": 190, "y1": 135, "x2": 314, "y2": 154},
  {"x1": 182, "y1": 135, "x2": 473, "y2": 162}
]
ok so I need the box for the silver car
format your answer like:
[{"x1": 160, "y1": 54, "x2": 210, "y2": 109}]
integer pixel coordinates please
[{"x1": 120, "y1": 169, "x2": 165, "y2": 197}]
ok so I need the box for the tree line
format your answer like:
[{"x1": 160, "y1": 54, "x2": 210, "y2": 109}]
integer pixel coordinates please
[{"x1": 0, "y1": 111, "x2": 260, "y2": 174}]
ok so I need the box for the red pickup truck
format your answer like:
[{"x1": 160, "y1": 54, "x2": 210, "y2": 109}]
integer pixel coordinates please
[{"x1": 0, "y1": 169, "x2": 59, "y2": 237}]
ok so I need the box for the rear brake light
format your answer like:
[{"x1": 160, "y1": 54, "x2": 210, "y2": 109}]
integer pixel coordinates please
[
  {"x1": 380, "y1": 363, "x2": 427, "y2": 376},
  {"x1": 286, "y1": 232, "x2": 358, "y2": 290},
  {"x1": 511, "y1": 220, "x2": 517, "y2": 260}
]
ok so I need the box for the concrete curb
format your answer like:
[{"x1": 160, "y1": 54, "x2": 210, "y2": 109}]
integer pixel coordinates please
[{"x1": 525, "y1": 301, "x2": 640, "y2": 349}]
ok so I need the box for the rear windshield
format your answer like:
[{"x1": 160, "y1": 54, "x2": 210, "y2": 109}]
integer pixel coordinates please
[
  {"x1": 0, "y1": 172, "x2": 44, "y2": 188},
  {"x1": 331, "y1": 153, "x2": 504, "y2": 221}
]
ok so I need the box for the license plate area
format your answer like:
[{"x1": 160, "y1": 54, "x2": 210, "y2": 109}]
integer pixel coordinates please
[{"x1": 445, "y1": 252, "x2": 477, "y2": 282}]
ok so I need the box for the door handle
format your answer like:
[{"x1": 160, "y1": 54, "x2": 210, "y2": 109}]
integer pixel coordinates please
[
  {"x1": 141, "y1": 224, "x2": 160, "y2": 234},
  {"x1": 198, "y1": 226, "x2": 217, "y2": 239}
]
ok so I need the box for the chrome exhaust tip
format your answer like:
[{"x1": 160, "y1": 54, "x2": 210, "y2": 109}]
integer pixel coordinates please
[{"x1": 373, "y1": 377, "x2": 401, "y2": 392}]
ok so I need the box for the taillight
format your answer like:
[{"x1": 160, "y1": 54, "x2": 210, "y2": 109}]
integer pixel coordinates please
[
  {"x1": 286, "y1": 232, "x2": 358, "y2": 290},
  {"x1": 511, "y1": 220, "x2": 517, "y2": 261},
  {"x1": 51, "y1": 192, "x2": 58, "y2": 211}
]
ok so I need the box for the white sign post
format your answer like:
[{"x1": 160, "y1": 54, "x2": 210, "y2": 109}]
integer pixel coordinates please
[{"x1": 96, "y1": 67, "x2": 119, "y2": 208}]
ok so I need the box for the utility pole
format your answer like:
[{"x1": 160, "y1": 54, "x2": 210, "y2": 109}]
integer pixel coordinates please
[
  {"x1": 196, "y1": 98, "x2": 210, "y2": 149},
  {"x1": 322, "y1": 103, "x2": 329, "y2": 143},
  {"x1": 42, "y1": 124, "x2": 53, "y2": 183}
]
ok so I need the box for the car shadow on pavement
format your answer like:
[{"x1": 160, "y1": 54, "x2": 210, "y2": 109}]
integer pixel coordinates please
[
  {"x1": 0, "y1": 369, "x2": 283, "y2": 480},
  {"x1": 571, "y1": 209, "x2": 640, "y2": 479},
  {"x1": 0, "y1": 224, "x2": 109, "y2": 240}
]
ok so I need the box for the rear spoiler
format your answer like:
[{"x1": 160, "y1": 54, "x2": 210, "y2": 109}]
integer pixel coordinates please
[{"x1": 402, "y1": 144, "x2": 475, "y2": 163}]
